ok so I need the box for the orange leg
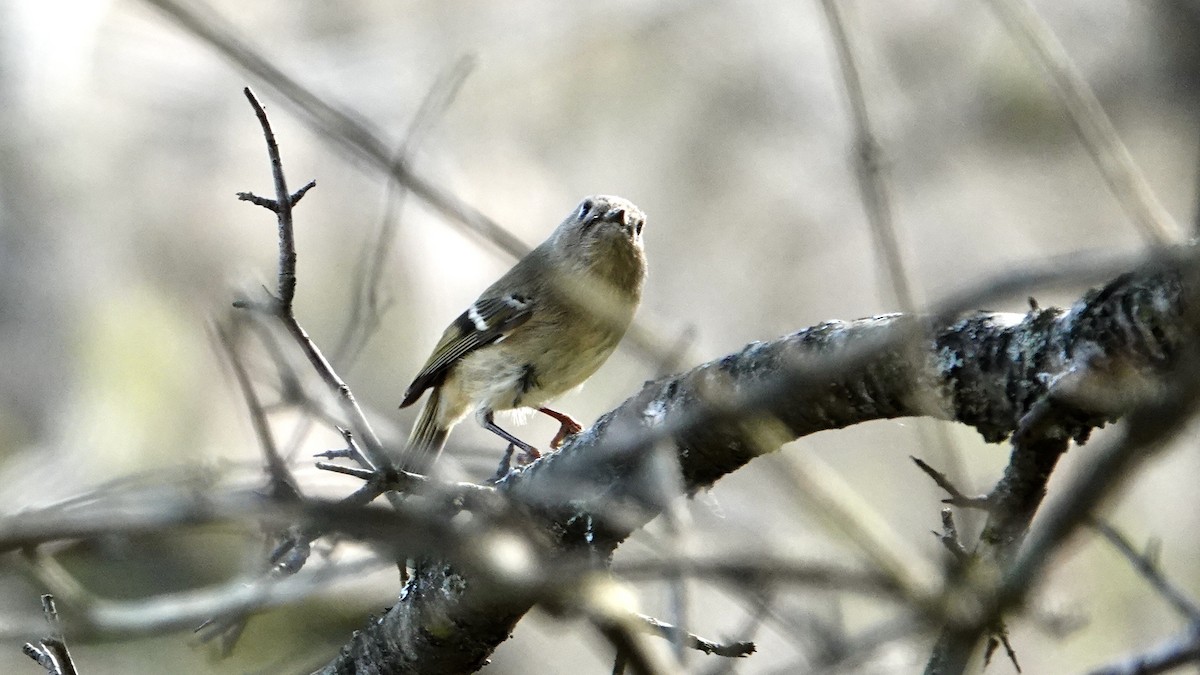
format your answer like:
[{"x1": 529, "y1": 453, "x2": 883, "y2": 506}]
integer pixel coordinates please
[{"x1": 538, "y1": 407, "x2": 583, "y2": 449}]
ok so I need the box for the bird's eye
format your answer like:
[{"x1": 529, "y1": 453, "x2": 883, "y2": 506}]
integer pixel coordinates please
[{"x1": 577, "y1": 200, "x2": 593, "y2": 221}]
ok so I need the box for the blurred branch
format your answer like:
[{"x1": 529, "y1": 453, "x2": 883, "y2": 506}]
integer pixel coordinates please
[
  {"x1": 926, "y1": 353, "x2": 1200, "y2": 673},
  {"x1": 23, "y1": 545, "x2": 386, "y2": 640},
  {"x1": 22, "y1": 595, "x2": 78, "y2": 675},
  {"x1": 143, "y1": 0, "x2": 527, "y2": 257},
  {"x1": 213, "y1": 320, "x2": 299, "y2": 502},
  {"x1": 1082, "y1": 521, "x2": 1200, "y2": 674},
  {"x1": 774, "y1": 449, "x2": 940, "y2": 603},
  {"x1": 818, "y1": 0, "x2": 914, "y2": 312},
  {"x1": 2, "y1": 487, "x2": 544, "y2": 639},
  {"x1": 334, "y1": 54, "x2": 477, "y2": 368},
  {"x1": 612, "y1": 555, "x2": 903, "y2": 599},
  {"x1": 982, "y1": 0, "x2": 1182, "y2": 245},
  {"x1": 1091, "y1": 520, "x2": 1200, "y2": 623}
]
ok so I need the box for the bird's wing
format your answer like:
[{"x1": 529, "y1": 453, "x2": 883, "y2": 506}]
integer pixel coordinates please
[{"x1": 399, "y1": 293, "x2": 534, "y2": 408}]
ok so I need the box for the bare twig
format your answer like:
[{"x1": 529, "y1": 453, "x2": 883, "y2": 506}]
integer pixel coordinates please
[
  {"x1": 235, "y1": 87, "x2": 395, "y2": 481},
  {"x1": 22, "y1": 595, "x2": 78, "y2": 675},
  {"x1": 580, "y1": 578, "x2": 682, "y2": 675},
  {"x1": 935, "y1": 508, "x2": 970, "y2": 564},
  {"x1": 236, "y1": 90, "x2": 304, "y2": 307},
  {"x1": 982, "y1": 0, "x2": 1181, "y2": 245},
  {"x1": 982, "y1": 624, "x2": 1021, "y2": 673},
  {"x1": 912, "y1": 457, "x2": 992, "y2": 510},
  {"x1": 925, "y1": 432, "x2": 1068, "y2": 673},
  {"x1": 314, "y1": 462, "x2": 376, "y2": 481},
  {"x1": 635, "y1": 613, "x2": 755, "y2": 658}
]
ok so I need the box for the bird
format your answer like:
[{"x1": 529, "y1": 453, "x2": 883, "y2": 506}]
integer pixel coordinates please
[{"x1": 398, "y1": 195, "x2": 647, "y2": 475}]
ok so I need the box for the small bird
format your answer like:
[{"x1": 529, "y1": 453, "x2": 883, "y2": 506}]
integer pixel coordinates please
[{"x1": 398, "y1": 195, "x2": 647, "y2": 474}]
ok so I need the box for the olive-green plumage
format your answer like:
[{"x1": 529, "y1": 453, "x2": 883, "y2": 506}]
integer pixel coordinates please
[{"x1": 399, "y1": 195, "x2": 647, "y2": 473}]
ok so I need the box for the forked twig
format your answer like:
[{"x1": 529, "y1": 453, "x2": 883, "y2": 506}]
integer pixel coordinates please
[
  {"x1": 234, "y1": 87, "x2": 395, "y2": 480},
  {"x1": 22, "y1": 595, "x2": 78, "y2": 675}
]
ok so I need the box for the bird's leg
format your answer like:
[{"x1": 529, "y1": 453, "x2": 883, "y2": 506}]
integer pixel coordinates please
[
  {"x1": 537, "y1": 407, "x2": 583, "y2": 449},
  {"x1": 480, "y1": 410, "x2": 541, "y2": 464}
]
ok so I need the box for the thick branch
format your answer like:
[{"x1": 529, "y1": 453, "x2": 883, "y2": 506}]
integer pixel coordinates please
[{"x1": 321, "y1": 251, "x2": 1200, "y2": 673}]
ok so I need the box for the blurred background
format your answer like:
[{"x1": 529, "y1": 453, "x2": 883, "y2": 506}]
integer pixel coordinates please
[{"x1": 2, "y1": 0, "x2": 1200, "y2": 672}]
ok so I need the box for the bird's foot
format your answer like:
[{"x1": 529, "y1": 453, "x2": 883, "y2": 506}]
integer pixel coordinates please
[
  {"x1": 517, "y1": 445, "x2": 542, "y2": 465},
  {"x1": 538, "y1": 407, "x2": 583, "y2": 449}
]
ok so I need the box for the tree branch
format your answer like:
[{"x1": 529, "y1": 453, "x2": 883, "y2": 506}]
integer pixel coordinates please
[{"x1": 320, "y1": 248, "x2": 1200, "y2": 673}]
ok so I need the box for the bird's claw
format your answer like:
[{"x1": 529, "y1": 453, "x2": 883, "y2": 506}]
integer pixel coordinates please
[
  {"x1": 517, "y1": 446, "x2": 542, "y2": 465},
  {"x1": 549, "y1": 422, "x2": 582, "y2": 449}
]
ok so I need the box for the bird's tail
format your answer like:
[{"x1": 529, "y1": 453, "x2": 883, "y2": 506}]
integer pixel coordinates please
[{"x1": 401, "y1": 389, "x2": 449, "y2": 474}]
